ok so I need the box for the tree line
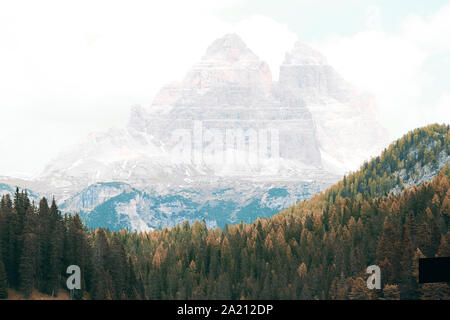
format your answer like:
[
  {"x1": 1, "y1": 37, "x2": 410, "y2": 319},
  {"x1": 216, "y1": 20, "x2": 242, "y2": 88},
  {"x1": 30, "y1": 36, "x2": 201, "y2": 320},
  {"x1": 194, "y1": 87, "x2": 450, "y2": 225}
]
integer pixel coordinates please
[
  {"x1": 0, "y1": 190, "x2": 143, "y2": 299},
  {"x1": 112, "y1": 167, "x2": 449, "y2": 300}
]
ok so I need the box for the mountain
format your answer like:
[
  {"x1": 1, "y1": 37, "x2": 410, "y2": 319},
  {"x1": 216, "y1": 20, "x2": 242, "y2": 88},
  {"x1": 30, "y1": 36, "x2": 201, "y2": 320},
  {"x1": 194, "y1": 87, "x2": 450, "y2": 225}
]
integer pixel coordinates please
[
  {"x1": 59, "y1": 180, "x2": 330, "y2": 231},
  {"x1": 0, "y1": 183, "x2": 39, "y2": 203},
  {"x1": 279, "y1": 124, "x2": 448, "y2": 217},
  {"x1": 320, "y1": 124, "x2": 449, "y2": 203},
  {"x1": 0, "y1": 34, "x2": 389, "y2": 231},
  {"x1": 35, "y1": 34, "x2": 388, "y2": 188}
]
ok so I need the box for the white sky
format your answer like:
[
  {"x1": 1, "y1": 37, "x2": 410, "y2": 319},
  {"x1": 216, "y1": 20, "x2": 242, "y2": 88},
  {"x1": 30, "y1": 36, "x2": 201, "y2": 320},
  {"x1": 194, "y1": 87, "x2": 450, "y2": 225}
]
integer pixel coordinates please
[{"x1": 0, "y1": 0, "x2": 449, "y2": 177}]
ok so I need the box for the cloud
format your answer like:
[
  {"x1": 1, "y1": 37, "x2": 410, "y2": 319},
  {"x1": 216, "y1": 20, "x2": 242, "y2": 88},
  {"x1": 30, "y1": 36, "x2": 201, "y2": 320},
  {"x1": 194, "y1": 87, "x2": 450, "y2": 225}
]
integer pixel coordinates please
[
  {"x1": 0, "y1": 1, "x2": 295, "y2": 176},
  {"x1": 315, "y1": 4, "x2": 450, "y2": 139},
  {"x1": 234, "y1": 15, "x2": 298, "y2": 80},
  {"x1": 427, "y1": 92, "x2": 450, "y2": 125},
  {"x1": 365, "y1": 5, "x2": 382, "y2": 31}
]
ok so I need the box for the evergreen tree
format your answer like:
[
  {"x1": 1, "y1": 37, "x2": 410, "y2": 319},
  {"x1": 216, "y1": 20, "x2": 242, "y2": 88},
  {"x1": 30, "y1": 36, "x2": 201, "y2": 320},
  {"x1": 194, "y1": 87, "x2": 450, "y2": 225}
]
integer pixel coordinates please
[
  {"x1": 18, "y1": 206, "x2": 38, "y2": 298},
  {"x1": 0, "y1": 259, "x2": 8, "y2": 299}
]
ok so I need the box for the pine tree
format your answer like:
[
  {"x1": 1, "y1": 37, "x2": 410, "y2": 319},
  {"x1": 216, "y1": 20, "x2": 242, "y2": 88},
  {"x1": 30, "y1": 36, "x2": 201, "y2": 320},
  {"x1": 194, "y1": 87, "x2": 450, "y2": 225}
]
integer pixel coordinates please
[
  {"x1": 1, "y1": 195, "x2": 19, "y2": 288},
  {"x1": 437, "y1": 233, "x2": 450, "y2": 256},
  {"x1": 46, "y1": 199, "x2": 64, "y2": 297},
  {"x1": 89, "y1": 229, "x2": 113, "y2": 300},
  {"x1": 399, "y1": 220, "x2": 417, "y2": 299},
  {"x1": 0, "y1": 259, "x2": 8, "y2": 299},
  {"x1": 126, "y1": 257, "x2": 138, "y2": 300},
  {"x1": 36, "y1": 197, "x2": 50, "y2": 293},
  {"x1": 19, "y1": 206, "x2": 38, "y2": 298},
  {"x1": 108, "y1": 236, "x2": 128, "y2": 299}
]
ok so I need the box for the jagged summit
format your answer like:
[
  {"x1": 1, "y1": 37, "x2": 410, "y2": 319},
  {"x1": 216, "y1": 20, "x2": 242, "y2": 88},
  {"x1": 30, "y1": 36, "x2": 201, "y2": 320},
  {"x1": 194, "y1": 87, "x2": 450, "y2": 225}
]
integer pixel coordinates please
[
  {"x1": 283, "y1": 42, "x2": 328, "y2": 66},
  {"x1": 202, "y1": 33, "x2": 258, "y2": 62},
  {"x1": 154, "y1": 33, "x2": 272, "y2": 96},
  {"x1": 279, "y1": 41, "x2": 352, "y2": 102}
]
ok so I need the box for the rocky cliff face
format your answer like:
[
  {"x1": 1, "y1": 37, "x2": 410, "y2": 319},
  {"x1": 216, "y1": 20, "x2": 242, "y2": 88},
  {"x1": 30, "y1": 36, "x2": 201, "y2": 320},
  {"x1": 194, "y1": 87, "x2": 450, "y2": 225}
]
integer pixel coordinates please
[
  {"x1": 279, "y1": 41, "x2": 389, "y2": 173},
  {"x1": 145, "y1": 34, "x2": 323, "y2": 175},
  {"x1": 58, "y1": 180, "x2": 330, "y2": 232}
]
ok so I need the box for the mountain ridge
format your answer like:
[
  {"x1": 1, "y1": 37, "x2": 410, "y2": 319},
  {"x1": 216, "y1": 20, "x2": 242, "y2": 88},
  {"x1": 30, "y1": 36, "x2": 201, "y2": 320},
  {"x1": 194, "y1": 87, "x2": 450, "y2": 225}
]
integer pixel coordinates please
[{"x1": 281, "y1": 123, "x2": 449, "y2": 217}]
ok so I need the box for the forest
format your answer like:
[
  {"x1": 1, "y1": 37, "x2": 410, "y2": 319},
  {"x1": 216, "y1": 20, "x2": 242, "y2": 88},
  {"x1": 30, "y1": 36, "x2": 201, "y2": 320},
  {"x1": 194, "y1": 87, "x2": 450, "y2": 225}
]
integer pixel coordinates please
[
  {"x1": 0, "y1": 192, "x2": 143, "y2": 299},
  {"x1": 118, "y1": 166, "x2": 450, "y2": 300},
  {"x1": 0, "y1": 124, "x2": 449, "y2": 300}
]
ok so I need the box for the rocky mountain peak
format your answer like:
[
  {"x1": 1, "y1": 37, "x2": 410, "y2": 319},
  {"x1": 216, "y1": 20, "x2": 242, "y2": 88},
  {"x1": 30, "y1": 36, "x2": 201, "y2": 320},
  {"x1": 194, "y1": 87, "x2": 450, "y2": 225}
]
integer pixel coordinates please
[
  {"x1": 283, "y1": 42, "x2": 328, "y2": 66},
  {"x1": 167, "y1": 33, "x2": 273, "y2": 92},
  {"x1": 202, "y1": 33, "x2": 258, "y2": 62}
]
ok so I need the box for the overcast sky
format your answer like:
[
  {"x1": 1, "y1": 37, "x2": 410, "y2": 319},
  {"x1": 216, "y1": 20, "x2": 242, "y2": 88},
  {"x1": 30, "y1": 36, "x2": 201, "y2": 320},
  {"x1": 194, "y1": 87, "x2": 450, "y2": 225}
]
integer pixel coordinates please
[{"x1": 0, "y1": 0, "x2": 449, "y2": 177}]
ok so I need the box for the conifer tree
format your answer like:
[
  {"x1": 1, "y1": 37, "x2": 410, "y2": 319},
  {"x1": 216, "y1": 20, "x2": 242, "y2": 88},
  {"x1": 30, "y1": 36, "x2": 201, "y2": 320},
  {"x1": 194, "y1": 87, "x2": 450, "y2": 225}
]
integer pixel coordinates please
[
  {"x1": 1, "y1": 195, "x2": 19, "y2": 288},
  {"x1": 46, "y1": 199, "x2": 64, "y2": 297},
  {"x1": 19, "y1": 206, "x2": 38, "y2": 298},
  {"x1": 0, "y1": 259, "x2": 8, "y2": 299}
]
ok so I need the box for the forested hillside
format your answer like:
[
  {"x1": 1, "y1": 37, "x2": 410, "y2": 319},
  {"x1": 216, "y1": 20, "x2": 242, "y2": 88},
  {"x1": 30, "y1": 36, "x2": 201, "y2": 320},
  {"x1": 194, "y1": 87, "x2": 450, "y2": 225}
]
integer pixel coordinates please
[
  {"x1": 0, "y1": 190, "x2": 143, "y2": 299},
  {"x1": 115, "y1": 166, "x2": 449, "y2": 299},
  {"x1": 0, "y1": 124, "x2": 448, "y2": 300},
  {"x1": 326, "y1": 123, "x2": 449, "y2": 202}
]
